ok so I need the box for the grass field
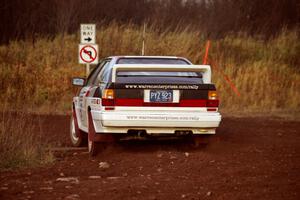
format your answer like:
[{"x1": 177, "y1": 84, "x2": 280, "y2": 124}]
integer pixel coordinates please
[{"x1": 0, "y1": 23, "x2": 299, "y2": 115}]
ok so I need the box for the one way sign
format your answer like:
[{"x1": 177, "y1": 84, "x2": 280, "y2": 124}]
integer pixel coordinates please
[{"x1": 80, "y1": 24, "x2": 96, "y2": 44}]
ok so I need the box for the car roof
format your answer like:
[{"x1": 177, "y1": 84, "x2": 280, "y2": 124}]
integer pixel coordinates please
[
  {"x1": 107, "y1": 55, "x2": 187, "y2": 59},
  {"x1": 106, "y1": 56, "x2": 192, "y2": 65}
]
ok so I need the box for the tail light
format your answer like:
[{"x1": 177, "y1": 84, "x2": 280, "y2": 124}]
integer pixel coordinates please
[
  {"x1": 102, "y1": 89, "x2": 115, "y2": 109},
  {"x1": 208, "y1": 90, "x2": 218, "y2": 100},
  {"x1": 207, "y1": 90, "x2": 219, "y2": 109},
  {"x1": 103, "y1": 89, "x2": 114, "y2": 99}
]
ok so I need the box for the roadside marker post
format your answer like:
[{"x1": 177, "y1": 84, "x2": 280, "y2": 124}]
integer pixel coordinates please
[
  {"x1": 79, "y1": 24, "x2": 98, "y2": 76},
  {"x1": 203, "y1": 40, "x2": 210, "y2": 65},
  {"x1": 202, "y1": 40, "x2": 241, "y2": 97},
  {"x1": 141, "y1": 23, "x2": 146, "y2": 56}
]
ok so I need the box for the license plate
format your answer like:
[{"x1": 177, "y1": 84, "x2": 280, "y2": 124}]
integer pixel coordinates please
[{"x1": 150, "y1": 90, "x2": 173, "y2": 103}]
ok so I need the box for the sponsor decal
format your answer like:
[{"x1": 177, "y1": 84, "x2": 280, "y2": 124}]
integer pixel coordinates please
[
  {"x1": 124, "y1": 84, "x2": 199, "y2": 90},
  {"x1": 126, "y1": 115, "x2": 200, "y2": 121},
  {"x1": 91, "y1": 99, "x2": 101, "y2": 105}
]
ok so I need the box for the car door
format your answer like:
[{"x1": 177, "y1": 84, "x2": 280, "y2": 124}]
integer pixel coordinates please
[
  {"x1": 81, "y1": 60, "x2": 112, "y2": 130},
  {"x1": 77, "y1": 61, "x2": 106, "y2": 130}
]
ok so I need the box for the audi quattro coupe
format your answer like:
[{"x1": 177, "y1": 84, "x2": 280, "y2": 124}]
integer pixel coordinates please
[{"x1": 71, "y1": 56, "x2": 221, "y2": 156}]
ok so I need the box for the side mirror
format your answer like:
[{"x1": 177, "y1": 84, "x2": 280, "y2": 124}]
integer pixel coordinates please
[{"x1": 72, "y1": 77, "x2": 85, "y2": 86}]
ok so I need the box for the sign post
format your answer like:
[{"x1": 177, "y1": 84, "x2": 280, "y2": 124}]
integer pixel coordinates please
[
  {"x1": 86, "y1": 63, "x2": 90, "y2": 77},
  {"x1": 79, "y1": 24, "x2": 98, "y2": 76}
]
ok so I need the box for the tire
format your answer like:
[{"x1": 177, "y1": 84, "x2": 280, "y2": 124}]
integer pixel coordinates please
[
  {"x1": 88, "y1": 139, "x2": 98, "y2": 156},
  {"x1": 70, "y1": 115, "x2": 87, "y2": 147},
  {"x1": 87, "y1": 108, "x2": 108, "y2": 157},
  {"x1": 88, "y1": 135, "x2": 107, "y2": 157}
]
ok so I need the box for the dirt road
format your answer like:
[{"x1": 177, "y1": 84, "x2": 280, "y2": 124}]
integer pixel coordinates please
[{"x1": 1, "y1": 116, "x2": 299, "y2": 200}]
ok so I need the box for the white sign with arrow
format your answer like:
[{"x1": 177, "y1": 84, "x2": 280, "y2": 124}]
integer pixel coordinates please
[{"x1": 80, "y1": 24, "x2": 96, "y2": 44}]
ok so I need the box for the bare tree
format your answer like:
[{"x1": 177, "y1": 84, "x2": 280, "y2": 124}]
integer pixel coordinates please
[{"x1": 0, "y1": 0, "x2": 298, "y2": 43}]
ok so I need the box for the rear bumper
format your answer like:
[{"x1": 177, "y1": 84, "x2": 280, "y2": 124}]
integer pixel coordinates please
[{"x1": 91, "y1": 110, "x2": 221, "y2": 134}]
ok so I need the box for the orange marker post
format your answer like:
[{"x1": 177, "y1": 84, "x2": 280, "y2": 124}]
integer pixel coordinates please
[
  {"x1": 201, "y1": 40, "x2": 240, "y2": 97},
  {"x1": 203, "y1": 40, "x2": 211, "y2": 65}
]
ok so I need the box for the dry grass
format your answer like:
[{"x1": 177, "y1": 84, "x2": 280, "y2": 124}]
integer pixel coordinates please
[
  {"x1": 212, "y1": 31, "x2": 300, "y2": 114},
  {"x1": 0, "y1": 23, "x2": 299, "y2": 115},
  {"x1": 0, "y1": 105, "x2": 54, "y2": 169},
  {"x1": 0, "y1": 23, "x2": 299, "y2": 169}
]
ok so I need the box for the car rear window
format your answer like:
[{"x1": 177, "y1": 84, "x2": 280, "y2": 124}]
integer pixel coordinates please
[
  {"x1": 116, "y1": 71, "x2": 203, "y2": 84},
  {"x1": 117, "y1": 58, "x2": 190, "y2": 65}
]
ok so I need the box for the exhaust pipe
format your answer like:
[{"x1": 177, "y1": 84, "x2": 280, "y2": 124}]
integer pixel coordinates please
[
  {"x1": 175, "y1": 130, "x2": 193, "y2": 136},
  {"x1": 127, "y1": 129, "x2": 147, "y2": 137},
  {"x1": 137, "y1": 130, "x2": 147, "y2": 137}
]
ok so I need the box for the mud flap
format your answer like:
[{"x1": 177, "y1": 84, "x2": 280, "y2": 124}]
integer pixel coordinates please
[
  {"x1": 87, "y1": 109, "x2": 115, "y2": 142},
  {"x1": 72, "y1": 107, "x2": 81, "y2": 138}
]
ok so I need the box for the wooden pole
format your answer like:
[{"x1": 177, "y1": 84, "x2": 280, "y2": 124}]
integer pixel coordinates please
[
  {"x1": 86, "y1": 63, "x2": 90, "y2": 77},
  {"x1": 142, "y1": 23, "x2": 146, "y2": 56}
]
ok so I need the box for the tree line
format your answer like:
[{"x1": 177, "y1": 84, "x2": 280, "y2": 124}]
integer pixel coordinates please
[{"x1": 0, "y1": 0, "x2": 299, "y2": 44}]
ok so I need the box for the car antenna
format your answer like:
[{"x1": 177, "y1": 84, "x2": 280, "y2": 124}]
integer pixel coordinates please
[{"x1": 141, "y1": 22, "x2": 146, "y2": 56}]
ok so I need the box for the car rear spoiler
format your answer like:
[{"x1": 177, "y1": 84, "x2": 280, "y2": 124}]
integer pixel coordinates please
[{"x1": 112, "y1": 64, "x2": 212, "y2": 84}]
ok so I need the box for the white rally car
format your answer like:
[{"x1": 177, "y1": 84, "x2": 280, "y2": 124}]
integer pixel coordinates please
[{"x1": 71, "y1": 56, "x2": 221, "y2": 156}]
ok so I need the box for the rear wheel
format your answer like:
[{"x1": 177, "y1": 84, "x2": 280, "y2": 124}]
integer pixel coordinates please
[
  {"x1": 87, "y1": 108, "x2": 108, "y2": 156},
  {"x1": 88, "y1": 139, "x2": 99, "y2": 156},
  {"x1": 88, "y1": 134, "x2": 108, "y2": 157},
  {"x1": 70, "y1": 115, "x2": 87, "y2": 147}
]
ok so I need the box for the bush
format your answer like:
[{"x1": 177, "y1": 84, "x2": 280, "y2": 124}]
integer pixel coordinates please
[{"x1": 0, "y1": 110, "x2": 54, "y2": 169}]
